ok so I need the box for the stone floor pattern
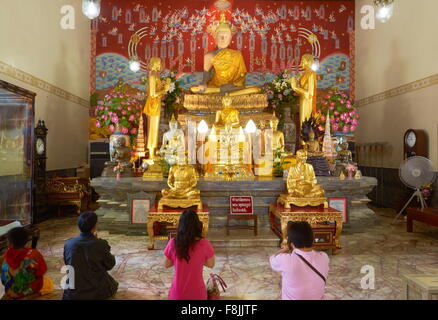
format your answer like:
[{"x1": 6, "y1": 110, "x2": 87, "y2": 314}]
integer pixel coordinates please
[{"x1": 2, "y1": 207, "x2": 438, "y2": 300}]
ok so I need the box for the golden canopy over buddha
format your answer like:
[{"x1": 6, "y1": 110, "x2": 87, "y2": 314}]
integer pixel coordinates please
[
  {"x1": 215, "y1": 94, "x2": 240, "y2": 127},
  {"x1": 190, "y1": 13, "x2": 261, "y2": 96}
]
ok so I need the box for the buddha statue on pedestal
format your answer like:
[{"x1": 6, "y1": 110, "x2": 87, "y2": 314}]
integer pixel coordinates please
[
  {"x1": 190, "y1": 13, "x2": 261, "y2": 97},
  {"x1": 102, "y1": 136, "x2": 134, "y2": 177},
  {"x1": 160, "y1": 114, "x2": 186, "y2": 166},
  {"x1": 335, "y1": 141, "x2": 357, "y2": 177},
  {"x1": 270, "y1": 115, "x2": 285, "y2": 155},
  {"x1": 215, "y1": 94, "x2": 240, "y2": 127},
  {"x1": 158, "y1": 157, "x2": 202, "y2": 210},
  {"x1": 277, "y1": 150, "x2": 327, "y2": 209}
]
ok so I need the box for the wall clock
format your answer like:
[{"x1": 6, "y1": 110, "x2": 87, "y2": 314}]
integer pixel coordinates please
[{"x1": 404, "y1": 129, "x2": 428, "y2": 159}]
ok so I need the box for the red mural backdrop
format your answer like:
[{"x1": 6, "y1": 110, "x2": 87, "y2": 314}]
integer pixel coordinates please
[{"x1": 93, "y1": 0, "x2": 355, "y2": 92}]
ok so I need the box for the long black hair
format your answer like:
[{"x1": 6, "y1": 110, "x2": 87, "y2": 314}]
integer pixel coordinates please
[{"x1": 175, "y1": 210, "x2": 203, "y2": 263}]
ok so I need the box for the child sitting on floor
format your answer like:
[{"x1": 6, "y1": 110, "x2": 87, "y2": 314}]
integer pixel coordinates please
[{"x1": 1, "y1": 227, "x2": 53, "y2": 299}]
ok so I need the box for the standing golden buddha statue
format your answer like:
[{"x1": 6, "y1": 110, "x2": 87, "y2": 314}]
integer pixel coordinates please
[
  {"x1": 290, "y1": 54, "x2": 317, "y2": 126},
  {"x1": 190, "y1": 13, "x2": 261, "y2": 96},
  {"x1": 143, "y1": 57, "x2": 171, "y2": 159}
]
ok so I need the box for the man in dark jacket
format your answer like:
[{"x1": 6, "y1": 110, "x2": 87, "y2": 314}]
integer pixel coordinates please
[{"x1": 63, "y1": 211, "x2": 118, "y2": 300}]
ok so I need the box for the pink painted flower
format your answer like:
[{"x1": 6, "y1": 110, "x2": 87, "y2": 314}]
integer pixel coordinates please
[
  {"x1": 334, "y1": 111, "x2": 340, "y2": 116},
  {"x1": 122, "y1": 110, "x2": 127, "y2": 115},
  {"x1": 109, "y1": 124, "x2": 115, "y2": 132},
  {"x1": 350, "y1": 125, "x2": 357, "y2": 132},
  {"x1": 128, "y1": 106, "x2": 132, "y2": 111},
  {"x1": 118, "y1": 106, "x2": 122, "y2": 110},
  {"x1": 330, "y1": 118, "x2": 335, "y2": 124},
  {"x1": 130, "y1": 128, "x2": 137, "y2": 135},
  {"x1": 112, "y1": 116, "x2": 119, "y2": 124},
  {"x1": 340, "y1": 100, "x2": 345, "y2": 104},
  {"x1": 95, "y1": 121, "x2": 101, "y2": 128},
  {"x1": 352, "y1": 119, "x2": 359, "y2": 126},
  {"x1": 129, "y1": 115, "x2": 135, "y2": 121},
  {"x1": 332, "y1": 124, "x2": 339, "y2": 131},
  {"x1": 343, "y1": 126, "x2": 349, "y2": 133},
  {"x1": 102, "y1": 115, "x2": 108, "y2": 121},
  {"x1": 121, "y1": 127, "x2": 129, "y2": 134},
  {"x1": 329, "y1": 106, "x2": 335, "y2": 111}
]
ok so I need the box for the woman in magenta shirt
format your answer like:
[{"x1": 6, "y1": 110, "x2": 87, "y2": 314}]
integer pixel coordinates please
[
  {"x1": 164, "y1": 210, "x2": 215, "y2": 300},
  {"x1": 270, "y1": 221, "x2": 329, "y2": 300}
]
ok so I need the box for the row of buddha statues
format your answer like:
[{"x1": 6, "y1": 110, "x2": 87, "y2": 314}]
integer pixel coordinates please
[{"x1": 157, "y1": 148, "x2": 328, "y2": 212}]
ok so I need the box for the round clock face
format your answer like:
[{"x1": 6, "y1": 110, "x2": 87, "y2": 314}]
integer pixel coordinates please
[
  {"x1": 36, "y1": 138, "x2": 45, "y2": 155},
  {"x1": 406, "y1": 131, "x2": 417, "y2": 148}
]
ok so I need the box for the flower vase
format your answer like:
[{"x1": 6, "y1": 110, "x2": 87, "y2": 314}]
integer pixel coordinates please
[
  {"x1": 347, "y1": 170, "x2": 354, "y2": 180},
  {"x1": 116, "y1": 172, "x2": 121, "y2": 180},
  {"x1": 109, "y1": 124, "x2": 131, "y2": 161}
]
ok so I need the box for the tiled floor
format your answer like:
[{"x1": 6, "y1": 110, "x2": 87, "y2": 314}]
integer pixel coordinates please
[{"x1": 2, "y1": 207, "x2": 438, "y2": 300}]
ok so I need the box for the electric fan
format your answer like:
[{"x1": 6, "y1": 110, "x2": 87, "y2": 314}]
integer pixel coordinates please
[{"x1": 392, "y1": 156, "x2": 436, "y2": 223}]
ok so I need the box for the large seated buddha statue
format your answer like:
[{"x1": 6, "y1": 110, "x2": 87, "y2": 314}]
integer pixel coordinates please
[
  {"x1": 190, "y1": 13, "x2": 261, "y2": 97},
  {"x1": 277, "y1": 150, "x2": 328, "y2": 209}
]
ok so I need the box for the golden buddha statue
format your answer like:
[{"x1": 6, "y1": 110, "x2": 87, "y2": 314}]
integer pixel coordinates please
[
  {"x1": 277, "y1": 150, "x2": 328, "y2": 208},
  {"x1": 190, "y1": 13, "x2": 261, "y2": 96},
  {"x1": 143, "y1": 57, "x2": 171, "y2": 159},
  {"x1": 160, "y1": 114, "x2": 186, "y2": 166},
  {"x1": 290, "y1": 54, "x2": 317, "y2": 126},
  {"x1": 215, "y1": 94, "x2": 240, "y2": 127},
  {"x1": 270, "y1": 115, "x2": 285, "y2": 154},
  {"x1": 158, "y1": 157, "x2": 202, "y2": 210}
]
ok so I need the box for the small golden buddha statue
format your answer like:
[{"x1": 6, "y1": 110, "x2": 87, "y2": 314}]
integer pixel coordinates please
[
  {"x1": 158, "y1": 157, "x2": 202, "y2": 210},
  {"x1": 160, "y1": 114, "x2": 186, "y2": 166},
  {"x1": 335, "y1": 141, "x2": 357, "y2": 177},
  {"x1": 190, "y1": 13, "x2": 261, "y2": 96},
  {"x1": 290, "y1": 54, "x2": 317, "y2": 126},
  {"x1": 270, "y1": 115, "x2": 285, "y2": 154},
  {"x1": 336, "y1": 142, "x2": 353, "y2": 164},
  {"x1": 215, "y1": 94, "x2": 240, "y2": 127},
  {"x1": 277, "y1": 150, "x2": 327, "y2": 208}
]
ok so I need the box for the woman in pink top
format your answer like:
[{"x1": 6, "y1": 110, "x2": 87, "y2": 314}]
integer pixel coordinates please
[
  {"x1": 164, "y1": 210, "x2": 215, "y2": 300},
  {"x1": 270, "y1": 221, "x2": 329, "y2": 300}
]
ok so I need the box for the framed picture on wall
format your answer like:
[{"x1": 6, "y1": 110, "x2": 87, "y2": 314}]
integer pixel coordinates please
[
  {"x1": 329, "y1": 198, "x2": 348, "y2": 224},
  {"x1": 127, "y1": 192, "x2": 155, "y2": 225}
]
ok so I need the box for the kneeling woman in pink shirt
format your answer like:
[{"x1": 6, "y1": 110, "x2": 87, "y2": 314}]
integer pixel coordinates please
[
  {"x1": 270, "y1": 221, "x2": 329, "y2": 300},
  {"x1": 164, "y1": 210, "x2": 215, "y2": 300}
]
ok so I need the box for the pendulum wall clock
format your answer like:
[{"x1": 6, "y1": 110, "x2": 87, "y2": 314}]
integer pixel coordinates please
[
  {"x1": 404, "y1": 129, "x2": 428, "y2": 159},
  {"x1": 34, "y1": 120, "x2": 49, "y2": 222}
]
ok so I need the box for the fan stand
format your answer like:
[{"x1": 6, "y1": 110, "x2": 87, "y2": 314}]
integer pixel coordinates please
[{"x1": 392, "y1": 188, "x2": 427, "y2": 224}]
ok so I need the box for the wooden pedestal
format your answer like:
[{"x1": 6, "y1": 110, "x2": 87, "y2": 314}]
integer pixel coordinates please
[
  {"x1": 269, "y1": 203, "x2": 343, "y2": 254},
  {"x1": 146, "y1": 204, "x2": 209, "y2": 250}
]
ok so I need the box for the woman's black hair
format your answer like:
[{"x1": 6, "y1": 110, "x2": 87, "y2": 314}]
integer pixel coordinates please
[
  {"x1": 175, "y1": 210, "x2": 203, "y2": 263},
  {"x1": 7, "y1": 227, "x2": 29, "y2": 249},
  {"x1": 287, "y1": 221, "x2": 314, "y2": 249}
]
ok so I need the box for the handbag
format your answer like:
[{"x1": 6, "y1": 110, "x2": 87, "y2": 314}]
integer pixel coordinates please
[
  {"x1": 206, "y1": 273, "x2": 227, "y2": 300},
  {"x1": 294, "y1": 252, "x2": 327, "y2": 284}
]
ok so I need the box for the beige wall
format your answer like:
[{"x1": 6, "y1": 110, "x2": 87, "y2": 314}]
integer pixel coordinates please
[
  {"x1": 0, "y1": 0, "x2": 90, "y2": 170},
  {"x1": 355, "y1": 0, "x2": 438, "y2": 169}
]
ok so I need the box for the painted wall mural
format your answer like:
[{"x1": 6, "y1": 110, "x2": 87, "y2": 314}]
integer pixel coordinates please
[{"x1": 93, "y1": 0, "x2": 355, "y2": 93}]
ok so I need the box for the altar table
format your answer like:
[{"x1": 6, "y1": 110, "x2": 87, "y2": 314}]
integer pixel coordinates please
[
  {"x1": 269, "y1": 203, "x2": 343, "y2": 254},
  {"x1": 146, "y1": 204, "x2": 209, "y2": 250}
]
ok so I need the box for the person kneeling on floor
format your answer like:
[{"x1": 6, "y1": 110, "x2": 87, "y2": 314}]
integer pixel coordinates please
[{"x1": 63, "y1": 211, "x2": 118, "y2": 300}]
